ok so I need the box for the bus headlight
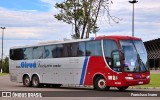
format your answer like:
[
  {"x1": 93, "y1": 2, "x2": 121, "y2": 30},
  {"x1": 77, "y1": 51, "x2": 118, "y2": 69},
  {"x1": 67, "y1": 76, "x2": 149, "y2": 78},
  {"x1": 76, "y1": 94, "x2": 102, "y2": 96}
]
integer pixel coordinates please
[
  {"x1": 146, "y1": 75, "x2": 150, "y2": 79},
  {"x1": 125, "y1": 77, "x2": 133, "y2": 80}
]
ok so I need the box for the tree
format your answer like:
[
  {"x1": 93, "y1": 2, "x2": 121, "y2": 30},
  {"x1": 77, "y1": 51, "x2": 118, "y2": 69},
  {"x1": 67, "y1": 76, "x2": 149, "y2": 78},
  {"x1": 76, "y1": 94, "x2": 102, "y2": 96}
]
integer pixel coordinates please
[
  {"x1": 0, "y1": 57, "x2": 9, "y2": 73},
  {"x1": 54, "y1": 0, "x2": 120, "y2": 39}
]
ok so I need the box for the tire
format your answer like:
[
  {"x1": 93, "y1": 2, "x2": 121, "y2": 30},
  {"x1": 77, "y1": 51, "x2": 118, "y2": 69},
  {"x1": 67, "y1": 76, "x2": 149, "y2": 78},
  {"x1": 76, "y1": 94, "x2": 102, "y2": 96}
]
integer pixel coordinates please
[
  {"x1": 94, "y1": 76, "x2": 110, "y2": 91},
  {"x1": 23, "y1": 75, "x2": 31, "y2": 87},
  {"x1": 117, "y1": 86, "x2": 129, "y2": 91},
  {"x1": 32, "y1": 75, "x2": 40, "y2": 87}
]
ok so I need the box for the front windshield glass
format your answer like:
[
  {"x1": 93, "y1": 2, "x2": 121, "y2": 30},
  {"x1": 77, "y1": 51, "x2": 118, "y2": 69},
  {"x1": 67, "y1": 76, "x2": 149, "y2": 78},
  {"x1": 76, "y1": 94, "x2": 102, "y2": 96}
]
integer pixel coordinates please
[{"x1": 120, "y1": 40, "x2": 149, "y2": 72}]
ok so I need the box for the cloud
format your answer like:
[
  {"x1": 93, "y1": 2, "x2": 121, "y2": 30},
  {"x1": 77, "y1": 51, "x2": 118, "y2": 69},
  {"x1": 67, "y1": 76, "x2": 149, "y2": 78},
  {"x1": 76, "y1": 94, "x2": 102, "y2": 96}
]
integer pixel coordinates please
[
  {"x1": 95, "y1": 0, "x2": 160, "y2": 41},
  {"x1": 0, "y1": 6, "x2": 72, "y2": 55},
  {"x1": 0, "y1": 7, "x2": 71, "y2": 39}
]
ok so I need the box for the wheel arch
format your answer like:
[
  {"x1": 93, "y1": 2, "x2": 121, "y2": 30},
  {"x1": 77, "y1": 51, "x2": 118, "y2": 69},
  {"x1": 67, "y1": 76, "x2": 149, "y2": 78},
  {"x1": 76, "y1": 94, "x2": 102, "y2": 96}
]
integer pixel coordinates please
[
  {"x1": 31, "y1": 73, "x2": 41, "y2": 83},
  {"x1": 22, "y1": 73, "x2": 31, "y2": 81},
  {"x1": 93, "y1": 73, "x2": 110, "y2": 91},
  {"x1": 93, "y1": 73, "x2": 107, "y2": 84}
]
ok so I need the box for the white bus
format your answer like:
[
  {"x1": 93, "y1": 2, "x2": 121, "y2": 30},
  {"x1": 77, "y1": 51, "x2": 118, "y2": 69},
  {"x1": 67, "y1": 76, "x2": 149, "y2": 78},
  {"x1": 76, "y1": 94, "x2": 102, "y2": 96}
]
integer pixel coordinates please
[{"x1": 9, "y1": 36, "x2": 150, "y2": 91}]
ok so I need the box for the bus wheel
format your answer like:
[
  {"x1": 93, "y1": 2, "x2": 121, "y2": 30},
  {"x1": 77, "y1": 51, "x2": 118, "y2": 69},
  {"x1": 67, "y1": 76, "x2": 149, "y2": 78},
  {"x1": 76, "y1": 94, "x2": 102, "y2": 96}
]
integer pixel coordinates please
[
  {"x1": 23, "y1": 75, "x2": 31, "y2": 87},
  {"x1": 32, "y1": 75, "x2": 40, "y2": 87},
  {"x1": 94, "y1": 76, "x2": 110, "y2": 91},
  {"x1": 117, "y1": 86, "x2": 128, "y2": 91}
]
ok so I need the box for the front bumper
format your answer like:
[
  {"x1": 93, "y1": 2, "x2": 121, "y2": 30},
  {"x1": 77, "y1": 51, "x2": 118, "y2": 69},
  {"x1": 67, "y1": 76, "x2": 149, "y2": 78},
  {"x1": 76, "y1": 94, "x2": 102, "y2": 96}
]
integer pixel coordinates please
[{"x1": 123, "y1": 78, "x2": 150, "y2": 86}]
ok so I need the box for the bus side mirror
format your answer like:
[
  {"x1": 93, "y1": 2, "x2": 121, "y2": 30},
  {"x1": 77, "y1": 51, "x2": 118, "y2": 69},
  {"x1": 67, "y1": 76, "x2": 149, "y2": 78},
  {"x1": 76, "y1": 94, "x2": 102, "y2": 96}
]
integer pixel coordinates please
[{"x1": 111, "y1": 50, "x2": 121, "y2": 67}]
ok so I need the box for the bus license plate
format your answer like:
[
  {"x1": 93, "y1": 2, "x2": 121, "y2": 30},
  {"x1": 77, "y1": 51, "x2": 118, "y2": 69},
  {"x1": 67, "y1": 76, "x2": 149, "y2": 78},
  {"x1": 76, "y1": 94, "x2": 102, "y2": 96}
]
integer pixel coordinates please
[{"x1": 138, "y1": 82, "x2": 143, "y2": 84}]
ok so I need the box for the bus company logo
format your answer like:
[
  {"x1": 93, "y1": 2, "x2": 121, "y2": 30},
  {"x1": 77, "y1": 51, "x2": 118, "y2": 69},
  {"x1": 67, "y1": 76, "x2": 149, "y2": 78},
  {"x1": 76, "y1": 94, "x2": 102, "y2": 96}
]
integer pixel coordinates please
[{"x1": 20, "y1": 62, "x2": 36, "y2": 68}]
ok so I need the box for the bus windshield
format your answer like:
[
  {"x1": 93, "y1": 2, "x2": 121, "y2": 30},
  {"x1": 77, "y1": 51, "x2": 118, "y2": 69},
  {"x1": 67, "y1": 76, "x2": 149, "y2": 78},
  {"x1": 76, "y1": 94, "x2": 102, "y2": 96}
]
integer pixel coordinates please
[{"x1": 120, "y1": 40, "x2": 149, "y2": 72}]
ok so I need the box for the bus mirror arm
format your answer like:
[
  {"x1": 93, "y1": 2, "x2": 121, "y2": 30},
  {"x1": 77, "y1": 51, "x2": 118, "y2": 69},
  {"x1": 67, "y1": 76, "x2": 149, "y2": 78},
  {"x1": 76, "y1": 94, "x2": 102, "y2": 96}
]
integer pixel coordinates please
[
  {"x1": 119, "y1": 49, "x2": 125, "y2": 61},
  {"x1": 122, "y1": 52, "x2": 125, "y2": 61},
  {"x1": 111, "y1": 49, "x2": 125, "y2": 61}
]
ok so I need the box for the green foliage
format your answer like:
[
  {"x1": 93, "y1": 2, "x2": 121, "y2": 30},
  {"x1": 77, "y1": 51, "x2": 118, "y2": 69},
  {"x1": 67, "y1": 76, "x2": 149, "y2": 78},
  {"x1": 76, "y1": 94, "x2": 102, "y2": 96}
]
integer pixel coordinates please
[
  {"x1": 0, "y1": 56, "x2": 9, "y2": 73},
  {"x1": 54, "y1": 0, "x2": 117, "y2": 39},
  {"x1": 0, "y1": 73, "x2": 8, "y2": 76}
]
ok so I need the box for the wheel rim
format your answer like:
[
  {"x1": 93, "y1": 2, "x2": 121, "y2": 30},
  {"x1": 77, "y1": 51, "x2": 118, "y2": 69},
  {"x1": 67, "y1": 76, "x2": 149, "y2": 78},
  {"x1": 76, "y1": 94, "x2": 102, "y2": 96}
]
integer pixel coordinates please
[
  {"x1": 25, "y1": 77, "x2": 30, "y2": 85},
  {"x1": 98, "y1": 79, "x2": 106, "y2": 89},
  {"x1": 33, "y1": 76, "x2": 39, "y2": 86}
]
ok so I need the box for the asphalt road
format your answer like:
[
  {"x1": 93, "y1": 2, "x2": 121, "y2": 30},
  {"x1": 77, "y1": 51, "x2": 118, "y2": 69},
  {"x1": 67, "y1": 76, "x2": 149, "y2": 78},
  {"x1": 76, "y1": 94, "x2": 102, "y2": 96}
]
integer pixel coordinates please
[{"x1": 0, "y1": 75, "x2": 160, "y2": 100}]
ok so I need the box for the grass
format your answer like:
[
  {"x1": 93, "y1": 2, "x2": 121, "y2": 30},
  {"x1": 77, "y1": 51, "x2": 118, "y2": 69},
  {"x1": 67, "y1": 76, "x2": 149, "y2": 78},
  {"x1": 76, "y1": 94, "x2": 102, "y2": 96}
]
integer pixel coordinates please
[
  {"x1": 0, "y1": 73, "x2": 9, "y2": 76},
  {"x1": 136, "y1": 74, "x2": 160, "y2": 87}
]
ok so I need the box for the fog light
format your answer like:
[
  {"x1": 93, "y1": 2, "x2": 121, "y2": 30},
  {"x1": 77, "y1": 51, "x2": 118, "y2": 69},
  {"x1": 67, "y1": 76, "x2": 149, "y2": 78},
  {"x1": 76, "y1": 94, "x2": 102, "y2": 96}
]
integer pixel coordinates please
[{"x1": 146, "y1": 75, "x2": 150, "y2": 79}]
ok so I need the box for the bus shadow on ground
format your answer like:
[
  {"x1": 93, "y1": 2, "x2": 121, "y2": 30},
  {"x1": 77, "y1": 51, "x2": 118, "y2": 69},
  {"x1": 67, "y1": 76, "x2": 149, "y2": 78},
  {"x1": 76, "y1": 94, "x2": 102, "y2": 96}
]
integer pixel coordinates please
[{"x1": 16, "y1": 84, "x2": 147, "y2": 92}]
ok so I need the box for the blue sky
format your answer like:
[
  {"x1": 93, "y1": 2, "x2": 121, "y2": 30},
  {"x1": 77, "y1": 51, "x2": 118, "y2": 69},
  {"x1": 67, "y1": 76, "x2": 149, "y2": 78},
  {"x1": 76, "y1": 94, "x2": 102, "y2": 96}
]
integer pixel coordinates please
[
  {"x1": 0, "y1": 0, "x2": 50, "y2": 12},
  {"x1": 0, "y1": 0, "x2": 160, "y2": 56}
]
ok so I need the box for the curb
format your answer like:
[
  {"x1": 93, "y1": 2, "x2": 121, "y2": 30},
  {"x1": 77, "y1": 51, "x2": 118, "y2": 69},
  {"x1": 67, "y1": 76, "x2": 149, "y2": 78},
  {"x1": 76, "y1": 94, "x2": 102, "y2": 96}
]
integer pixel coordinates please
[{"x1": 129, "y1": 87, "x2": 160, "y2": 89}]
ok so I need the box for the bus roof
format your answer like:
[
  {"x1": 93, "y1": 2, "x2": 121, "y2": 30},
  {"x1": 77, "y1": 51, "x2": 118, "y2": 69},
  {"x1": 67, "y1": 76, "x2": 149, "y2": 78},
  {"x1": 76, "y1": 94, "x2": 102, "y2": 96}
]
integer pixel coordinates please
[
  {"x1": 10, "y1": 35, "x2": 141, "y2": 49},
  {"x1": 96, "y1": 35, "x2": 141, "y2": 40}
]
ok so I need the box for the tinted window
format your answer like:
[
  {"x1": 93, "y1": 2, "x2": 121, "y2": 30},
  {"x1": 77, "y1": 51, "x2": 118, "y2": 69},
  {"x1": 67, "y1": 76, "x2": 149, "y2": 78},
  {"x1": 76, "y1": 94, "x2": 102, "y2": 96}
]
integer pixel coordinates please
[
  {"x1": 86, "y1": 41, "x2": 102, "y2": 56},
  {"x1": 56, "y1": 44, "x2": 63, "y2": 58},
  {"x1": 78, "y1": 42, "x2": 85, "y2": 56},
  {"x1": 10, "y1": 41, "x2": 89, "y2": 60},
  {"x1": 33, "y1": 46, "x2": 45, "y2": 59},
  {"x1": 63, "y1": 44, "x2": 71, "y2": 57},
  {"x1": 103, "y1": 40, "x2": 118, "y2": 57},
  {"x1": 103, "y1": 40, "x2": 121, "y2": 72},
  {"x1": 44, "y1": 45, "x2": 56, "y2": 58},
  {"x1": 71, "y1": 42, "x2": 85, "y2": 57},
  {"x1": 10, "y1": 49, "x2": 24, "y2": 60},
  {"x1": 23, "y1": 48, "x2": 33, "y2": 60}
]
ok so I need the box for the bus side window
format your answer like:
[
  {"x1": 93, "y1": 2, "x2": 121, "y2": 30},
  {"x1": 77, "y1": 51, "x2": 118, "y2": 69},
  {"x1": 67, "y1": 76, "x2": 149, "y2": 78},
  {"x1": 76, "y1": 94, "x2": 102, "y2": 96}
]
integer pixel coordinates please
[
  {"x1": 71, "y1": 43, "x2": 79, "y2": 57},
  {"x1": 56, "y1": 44, "x2": 63, "y2": 58},
  {"x1": 71, "y1": 42, "x2": 85, "y2": 57},
  {"x1": 33, "y1": 46, "x2": 44, "y2": 59},
  {"x1": 23, "y1": 48, "x2": 33, "y2": 60},
  {"x1": 10, "y1": 49, "x2": 14, "y2": 60},
  {"x1": 10, "y1": 49, "x2": 24, "y2": 60},
  {"x1": 103, "y1": 40, "x2": 122, "y2": 72},
  {"x1": 86, "y1": 41, "x2": 102, "y2": 56},
  {"x1": 78, "y1": 42, "x2": 85, "y2": 56},
  {"x1": 63, "y1": 43, "x2": 71, "y2": 57},
  {"x1": 44, "y1": 45, "x2": 56, "y2": 58},
  {"x1": 52, "y1": 46, "x2": 57, "y2": 58}
]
